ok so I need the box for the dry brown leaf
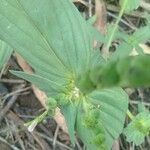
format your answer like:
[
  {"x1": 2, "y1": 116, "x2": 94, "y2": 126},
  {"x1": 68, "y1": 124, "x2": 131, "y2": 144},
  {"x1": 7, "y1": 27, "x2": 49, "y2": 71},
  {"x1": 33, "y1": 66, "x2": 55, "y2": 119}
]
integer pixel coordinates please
[
  {"x1": 94, "y1": 0, "x2": 107, "y2": 34},
  {"x1": 112, "y1": 140, "x2": 120, "y2": 150},
  {"x1": 94, "y1": 0, "x2": 107, "y2": 55}
]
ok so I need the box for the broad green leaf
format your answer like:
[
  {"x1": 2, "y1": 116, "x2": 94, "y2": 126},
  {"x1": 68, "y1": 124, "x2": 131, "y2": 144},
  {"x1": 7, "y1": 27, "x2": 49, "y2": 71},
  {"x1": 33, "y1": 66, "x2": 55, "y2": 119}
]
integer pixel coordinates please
[
  {"x1": 77, "y1": 50, "x2": 105, "y2": 93},
  {"x1": 76, "y1": 112, "x2": 98, "y2": 150},
  {"x1": 0, "y1": 0, "x2": 92, "y2": 78},
  {"x1": 120, "y1": 0, "x2": 140, "y2": 12},
  {"x1": 124, "y1": 111, "x2": 150, "y2": 145},
  {"x1": 10, "y1": 71, "x2": 67, "y2": 97},
  {"x1": 0, "y1": 40, "x2": 13, "y2": 70},
  {"x1": 87, "y1": 25, "x2": 105, "y2": 45},
  {"x1": 88, "y1": 88, "x2": 128, "y2": 149},
  {"x1": 0, "y1": 0, "x2": 69, "y2": 84},
  {"x1": 76, "y1": 103, "x2": 107, "y2": 150},
  {"x1": 61, "y1": 103, "x2": 77, "y2": 145},
  {"x1": 77, "y1": 88, "x2": 128, "y2": 149},
  {"x1": 89, "y1": 49, "x2": 105, "y2": 69}
]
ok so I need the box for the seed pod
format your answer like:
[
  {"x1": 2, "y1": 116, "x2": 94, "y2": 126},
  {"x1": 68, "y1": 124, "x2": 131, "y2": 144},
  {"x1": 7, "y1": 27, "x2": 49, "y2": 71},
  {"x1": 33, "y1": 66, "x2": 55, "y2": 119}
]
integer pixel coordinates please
[
  {"x1": 83, "y1": 109, "x2": 99, "y2": 129},
  {"x1": 92, "y1": 133, "x2": 107, "y2": 149}
]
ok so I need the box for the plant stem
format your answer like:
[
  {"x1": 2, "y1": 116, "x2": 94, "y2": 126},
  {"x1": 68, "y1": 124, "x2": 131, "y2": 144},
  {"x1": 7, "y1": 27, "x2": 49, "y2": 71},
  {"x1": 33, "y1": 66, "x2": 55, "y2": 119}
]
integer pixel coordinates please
[
  {"x1": 24, "y1": 110, "x2": 49, "y2": 132},
  {"x1": 127, "y1": 110, "x2": 134, "y2": 120},
  {"x1": 106, "y1": 0, "x2": 128, "y2": 53}
]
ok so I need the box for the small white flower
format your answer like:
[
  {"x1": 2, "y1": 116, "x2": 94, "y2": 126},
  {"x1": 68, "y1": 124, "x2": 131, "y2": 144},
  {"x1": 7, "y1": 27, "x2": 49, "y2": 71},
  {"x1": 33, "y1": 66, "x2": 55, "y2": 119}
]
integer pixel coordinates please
[{"x1": 73, "y1": 87, "x2": 80, "y2": 98}]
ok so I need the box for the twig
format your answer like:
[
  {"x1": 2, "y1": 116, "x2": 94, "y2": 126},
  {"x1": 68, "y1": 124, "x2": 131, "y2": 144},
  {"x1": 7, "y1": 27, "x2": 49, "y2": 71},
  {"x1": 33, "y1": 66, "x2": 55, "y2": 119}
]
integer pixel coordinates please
[
  {"x1": 112, "y1": 140, "x2": 120, "y2": 150},
  {"x1": 6, "y1": 111, "x2": 51, "y2": 150},
  {"x1": 0, "y1": 79, "x2": 25, "y2": 84},
  {"x1": 18, "y1": 114, "x2": 36, "y2": 119},
  {"x1": 0, "y1": 94, "x2": 18, "y2": 122},
  {"x1": 53, "y1": 125, "x2": 59, "y2": 150},
  {"x1": 89, "y1": 0, "x2": 92, "y2": 17},
  {"x1": 0, "y1": 136, "x2": 20, "y2": 150},
  {"x1": 2, "y1": 86, "x2": 31, "y2": 101},
  {"x1": 94, "y1": 0, "x2": 107, "y2": 34},
  {"x1": 31, "y1": 132, "x2": 48, "y2": 150},
  {"x1": 11, "y1": 121, "x2": 26, "y2": 150},
  {"x1": 27, "y1": 143, "x2": 38, "y2": 150},
  {"x1": 35, "y1": 131, "x2": 73, "y2": 150},
  {"x1": 107, "y1": 12, "x2": 137, "y2": 30},
  {"x1": 130, "y1": 100, "x2": 150, "y2": 107},
  {"x1": 39, "y1": 124, "x2": 54, "y2": 138},
  {"x1": 107, "y1": 4, "x2": 146, "y2": 18},
  {"x1": 75, "y1": 138, "x2": 82, "y2": 150},
  {"x1": 140, "y1": 0, "x2": 150, "y2": 12}
]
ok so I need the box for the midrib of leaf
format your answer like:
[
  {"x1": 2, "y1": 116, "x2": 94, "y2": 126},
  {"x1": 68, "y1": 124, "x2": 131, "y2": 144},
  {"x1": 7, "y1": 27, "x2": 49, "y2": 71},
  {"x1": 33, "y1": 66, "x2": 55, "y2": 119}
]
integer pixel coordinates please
[
  {"x1": 3, "y1": 0, "x2": 51, "y2": 52},
  {"x1": 0, "y1": 25, "x2": 68, "y2": 81},
  {"x1": 14, "y1": 0, "x2": 71, "y2": 72},
  {"x1": 0, "y1": 13, "x2": 52, "y2": 67},
  {"x1": 12, "y1": 71, "x2": 65, "y2": 88},
  {"x1": 0, "y1": 14, "x2": 67, "y2": 79}
]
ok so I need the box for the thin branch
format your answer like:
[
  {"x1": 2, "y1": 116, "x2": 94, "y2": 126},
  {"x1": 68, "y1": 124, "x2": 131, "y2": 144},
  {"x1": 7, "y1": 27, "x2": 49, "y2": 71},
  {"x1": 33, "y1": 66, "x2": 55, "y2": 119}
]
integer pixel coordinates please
[
  {"x1": 35, "y1": 131, "x2": 73, "y2": 150},
  {"x1": 140, "y1": 0, "x2": 150, "y2": 12}
]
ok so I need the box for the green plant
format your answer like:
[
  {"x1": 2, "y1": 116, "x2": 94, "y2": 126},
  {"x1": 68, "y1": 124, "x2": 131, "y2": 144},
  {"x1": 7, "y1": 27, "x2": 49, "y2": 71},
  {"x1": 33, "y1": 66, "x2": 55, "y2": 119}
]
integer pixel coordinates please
[{"x1": 0, "y1": 0, "x2": 150, "y2": 149}]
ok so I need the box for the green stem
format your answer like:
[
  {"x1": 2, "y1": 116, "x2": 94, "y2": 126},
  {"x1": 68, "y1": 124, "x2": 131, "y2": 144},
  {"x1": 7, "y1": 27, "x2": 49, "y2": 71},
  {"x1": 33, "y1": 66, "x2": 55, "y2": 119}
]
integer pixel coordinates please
[
  {"x1": 106, "y1": 0, "x2": 128, "y2": 53},
  {"x1": 127, "y1": 110, "x2": 134, "y2": 120},
  {"x1": 24, "y1": 110, "x2": 48, "y2": 127}
]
